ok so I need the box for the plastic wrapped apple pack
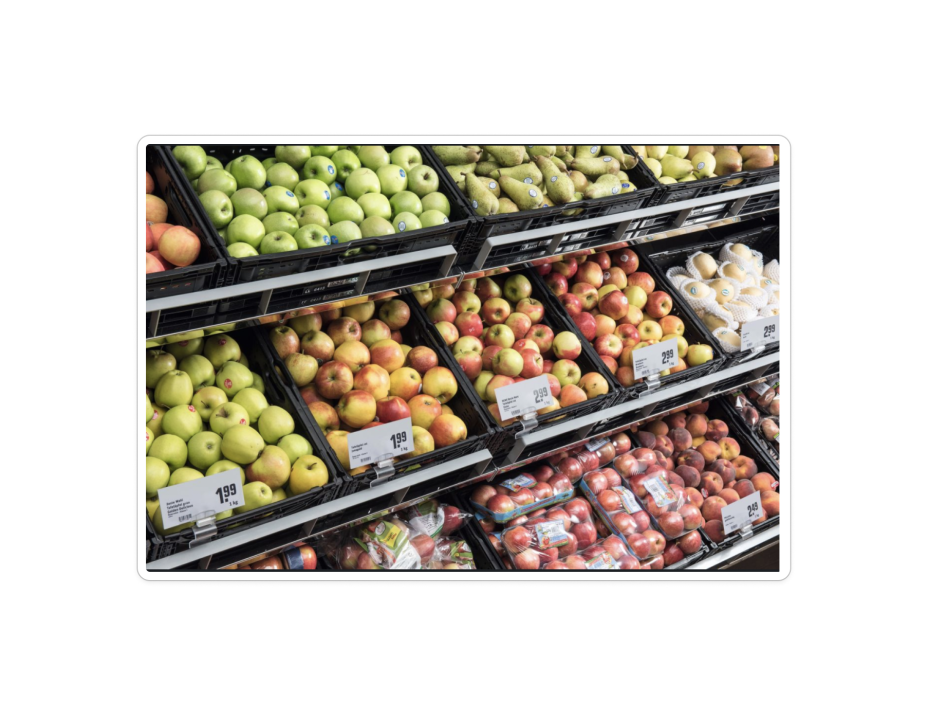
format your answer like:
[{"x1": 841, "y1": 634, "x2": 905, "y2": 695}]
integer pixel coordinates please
[
  {"x1": 468, "y1": 465, "x2": 574, "y2": 524},
  {"x1": 580, "y1": 473, "x2": 666, "y2": 563},
  {"x1": 727, "y1": 379, "x2": 780, "y2": 455},
  {"x1": 232, "y1": 544, "x2": 319, "y2": 570}
]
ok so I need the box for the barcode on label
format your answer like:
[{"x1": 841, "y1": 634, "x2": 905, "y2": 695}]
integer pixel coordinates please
[{"x1": 178, "y1": 514, "x2": 193, "y2": 523}]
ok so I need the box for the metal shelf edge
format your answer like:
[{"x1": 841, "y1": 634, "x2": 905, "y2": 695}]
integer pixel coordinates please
[{"x1": 687, "y1": 525, "x2": 780, "y2": 570}]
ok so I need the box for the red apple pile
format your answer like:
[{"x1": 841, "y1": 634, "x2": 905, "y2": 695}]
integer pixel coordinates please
[
  {"x1": 537, "y1": 248, "x2": 714, "y2": 388},
  {"x1": 145, "y1": 170, "x2": 202, "y2": 273},
  {"x1": 272, "y1": 297, "x2": 469, "y2": 477},
  {"x1": 418, "y1": 271, "x2": 608, "y2": 426}
]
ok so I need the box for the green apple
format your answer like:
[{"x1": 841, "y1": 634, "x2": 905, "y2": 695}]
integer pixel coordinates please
[
  {"x1": 294, "y1": 224, "x2": 331, "y2": 249},
  {"x1": 421, "y1": 192, "x2": 451, "y2": 215},
  {"x1": 357, "y1": 193, "x2": 392, "y2": 220},
  {"x1": 164, "y1": 338, "x2": 203, "y2": 361},
  {"x1": 216, "y1": 361, "x2": 253, "y2": 397},
  {"x1": 311, "y1": 145, "x2": 338, "y2": 157},
  {"x1": 329, "y1": 181, "x2": 346, "y2": 200},
  {"x1": 155, "y1": 370, "x2": 194, "y2": 408},
  {"x1": 169, "y1": 467, "x2": 204, "y2": 485},
  {"x1": 146, "y1": 497, "x2": 159, "y2": 519},
  {"x1": 327, "y1": 196, "x2": 364, "y2": 224},
  {"x1": 233, "y1": 387, "x2": 269, "y2": 424},
  {"x1": 277, "y1": 434, "x2": 313, "y2": 464},
  {"x1": 206, "y1": 459, "x2": 245, "y2": 483},
  {"x1": 407, "y1": 164, "x2": 440, "y2": 196},
  {"x1": 205, "y1": 156, "x2": 222, "y2": 171},
  {"x1": 303, "y1": 155, "x2": 337, "y2": 183},
  {"x1": 227, "y1": 242, "x2": 258, "y2": 258},
  {"x1": 161, "y1": 403, "x2": 204, "y2": 442},
  {"x1": 146, "y1": 426, "x2": 154, "y2": 453},
  {"x1": 146, "y1": 395, "x2": 154, "y2": 423},
  {"x1": 178, "y1": 355, "x2": 215, "y2": 389},
  {"x1": 293, "y1": 178, "x2": 332, "y2": 209},
  {"x1": 262, "y1": 157, "x2": 278, "y2": 169},
  {"x1": 234, "y1": 480, "x2": 273, "y2": 514},
  {"x1": 237, "y1": 353, "x2": 250, "y2": 369},
  {"x1": 266, "y1": 162, "x2": 300, "y2": 190},
  {"x1": 392, "y1": 212, "x2": 422, "y2": 233},
  {"x1": 332, "y1": 149, "x2": 361, "y2": 182},
  {"x1": 229, "y1": 155, "x2": 267, "y2": 190},
  {"x1": 199, "y1": 190, "x2": 234, "y2": 228},
  {"x1": 147, "y1": 403, "x2": 168, "y2": 437},
  {"x1": 197, "y1": 168, "x2": 237, "y2": 196},
  {"x1": 419, "y1": 210, "x2": 449, "y2": 227},
  {"x1": 252, "y1": 374, "x2": 265, "y2": 393},
  {"x1": 377, "y1": 164, "x2": 407, "y2": 195},
  {"x1": 225, "y1": 214, "x2": 266, "y2": 248},
  {"x1": 192, "y1": 386, "x2": 228, "y2": 421},
  {"x1": 296, "y1": 204, "x2": 330, "y2": 228},
  {"x1": 390, "y1": 191, "x2": 423, "y2": 216},
  {"x1": 230, "y1": 188, "x2": 268, "y2": 219},
  {"x1": 289, "y1": 455, "x2": 330, "y2": 494},
  {"x1": 263, "y1": 186, "x2": 300, "y2": 215},
  {"x1": 260, "y1": 231, "x2": 298, "y2": 255},
  {"x1": 390, "y1": 146, "x2": 422, "y2": 172},
  {"x1": 221, "y1": 425, "x2": 265, "y2": 465},
  {"x1": 271, "y1": 487, "x2": 287, "y2": 503},
  {"x1": 149, "y1": 434, "x2": 188, "y2": 472},
  {"x1": 204, "y1": 334, "x2": 241, "y2": 369},
  {"x1": 345, "y1": 168, "x2": 381, "y2": 199},
  {"x1": 145, "y1": 349, "x2": 176, "y2": 389},
  {"x1": 173, "y1": 145, "x2": 208, "y2": 180},
  {"x1": 146, "y1": 456, "x2": 171, "y2": 497},
  {"x1": 360, "y1": 216, "x2": 394, "y2": 238},
  {"x1": 217, "y1": 228, "x2": 226, "y2": 241},
  {"x1": 165, "y1": 330, "x2": 204, "y2": 343},
  {"x1": 187, "y1": 431, "x2": 223, "y2": 470},
  {"x1": 262, "y1": 212, "x2": 299, "y2": 236},
  {"x1": 258, "y1": 405, "x2": 295, "y2": 444},
  {"x1": 245, "y1": 445, "x2": 291, "y2": 489},
  {"x1": 275, "y1": 146, "x2": 312, "y2": 168},
  {"x1": 328, "y1": 221, "x2": 362, "y2": 244},
  {"x1": 357, "y1": 145, "x2": 391, "y2": 170}
]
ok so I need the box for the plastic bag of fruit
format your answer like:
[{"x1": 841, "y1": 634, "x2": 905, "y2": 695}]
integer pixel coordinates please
[{"x1": 401, "y1": 499, "x2": 469, "y2": 540}]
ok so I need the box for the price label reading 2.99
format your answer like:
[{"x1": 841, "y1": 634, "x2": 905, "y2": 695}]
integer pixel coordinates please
[
  {"x1": 740, "y1": 316, "x2": 780, "y2": 351},
  {"x1": 496, "y1": 375, "x2": 556, "y2": 421},
  {"x1": 632, "y1": 338, "x2": 679, "y2": 380},
  {"x1": 348, "y1": 417, "x2": 414, "y2": 469}
]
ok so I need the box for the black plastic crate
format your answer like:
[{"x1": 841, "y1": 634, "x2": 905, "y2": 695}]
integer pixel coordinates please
[
  {"x1": 738, "y1": 190, "x2": 780, "y2": 216},
  {"x1": 271, "y1": 300, "x2": 497, "y2": 495},
  {"x1": 642, "y1": 215, "x2": 780, "y2": 368},
  {"x1": 146, "y1": 326, "x2": 345, "y2": 559},
  {"x1": 423, "y1": 146, "x2": 660, "y2": 270},
  {"x1": 162, "y1": 144, "x2": 470, "y2": 287},
  {"x1": 632, "y1": 147, "x2": 780, "y2": 206}
]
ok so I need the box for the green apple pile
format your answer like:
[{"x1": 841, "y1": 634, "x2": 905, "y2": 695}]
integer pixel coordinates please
[
  {"x1": 629, "y1": 145, "x2": 778, "y2": 185},
  {"x1": 145, "y1": 331, "x2": 328, "y2": 536},
  {"x1": 273, "y1": 297, "x2": 469, "y2": 477},
  {"x1": 430, "y1": 145, "x2": 640, "y2": 217},
  {"x1": 171, "y1": 145, "x2": 453, "y2": 260}
]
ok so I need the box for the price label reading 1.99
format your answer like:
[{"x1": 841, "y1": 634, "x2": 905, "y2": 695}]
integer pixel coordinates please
[
  {"x1": 348, "y1": 417, "x2": 414, "y2": 469},
  {"x1": 156, "y1": 468, "x2": 244, "y2": 530},
  {"x1": 632, "y1": 338, "x2": 679, "y2": 380},
  {"x1": 495, "y1": 375, "x2": 556, "y2": 421},
  {"x1": 741, "y1": 316, "x2": 780, "y2": 351}
]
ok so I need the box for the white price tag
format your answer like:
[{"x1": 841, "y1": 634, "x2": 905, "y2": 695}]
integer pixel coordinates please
[
  {"x1": 633, "y1": 339, "x2": 678, "y2": 380},
  {"x1": 496, "y1": 375, "x2": 555, "y2": 421},
  {"x1": 721, "y1": 491, "x2": 764, "y2": 535},
  {"x1": 348, "y1": 418, "x2": 414, "y2": 469},
  {"x1": 157, "y1": 469, "x2": 243, "y2": 530},
  {"x1": 741, "y1": 316, "x2": 779, "y2": 351}
]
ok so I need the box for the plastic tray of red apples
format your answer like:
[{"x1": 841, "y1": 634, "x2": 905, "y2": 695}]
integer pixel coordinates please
[
  {"x1": 266, "y1": 295, "x2": 496, "y2": 496},
  {"x1": 413, "y1": 266, "x2": 622, "y2": 461},
  {"x1": 630, "y1": 395, "x2": 780, "y2": 551},
  {"x1": 532, "y1": 247, "x2": 726, "y2": 397}
]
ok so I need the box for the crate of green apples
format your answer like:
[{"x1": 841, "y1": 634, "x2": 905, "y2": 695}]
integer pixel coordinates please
[{"x1": 166, "y1": 144, "x2": 471, "y2": 286}]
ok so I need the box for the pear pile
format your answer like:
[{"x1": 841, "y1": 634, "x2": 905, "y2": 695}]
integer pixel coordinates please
[
  {"x1": 431, "y1": 145, "x2": 641, "y2": 217},
  {"x1": 629, "y1": 146, "x2": 778, "y2": 185}
]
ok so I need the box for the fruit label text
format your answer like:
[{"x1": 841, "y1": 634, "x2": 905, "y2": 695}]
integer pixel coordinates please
[
  {"x1": 348, "y1": 417, "x2": 414, "y2": 469},
  {"x1": 642, "y1": 473, "x2": 675, "y2": 508},
  {"x1": 533, "y1": 520, "x2": 569, "y2": 549},
  {"x1": 496, "y1": 375, "x2": 555, "y2": 421},
  {"x1": 500, "y1": 474, "x2": 537, "y2": 491},
  {"x1": 616, "y1": 487, "x2": 642, "y2": 513},
  {"x1": 633, "y1": 339, "x2": 678, "y2": 380},
  {"x1": 740, "y1": 316, "x2": 780, "y2": 351},
  {"x1": 156, "y1": 468, "x2": 243, "y2": 530},
  {"x1": 721, "y1": 491, "x2": 763, "y2": 535}
]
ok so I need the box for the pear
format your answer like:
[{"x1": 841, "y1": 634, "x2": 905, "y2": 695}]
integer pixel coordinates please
[
  {"x1": 465, "y1": 173, "x2": 499, "y2": 217},
  {"x1": 620, "y1": 181, "x2": 637, "y2": 193},
  {"x1": 659, "y1": 177, "x2": 678, "y2": 184},
  {"x1": 667, "y1": 146, "x2": 689, "y2": 159},
  {"x1": 432, "y1": 145, "x2": 482, "y2": 165},
  {"x1": 616, "y1": 153, "x2": 639, "y2": 170},
  {"x1": 555, "y1": 145, "x2": 573, "y2": 156},
  {"x1": 476, "y1": 161, "x2": 500, "y2": 177},
  {"x1": 499, "y1": 176, "x2": 544, "y2": 211},
  {"x1": 497, "y1": 197, "x2": 519, "y2": 214},
  {"x1": 741, "y1": 145, "x2": 775, "y2": 170},
  {"x1": 558, "y1": 152, "x2": 574, "y2": 164},
  {"x1": 645, "y1": 146, "x2": 668, "y2": 160},
  {"x1": 660, "y1": 155, "x2": 694, "y2": 180},
  {"x1": 713, "y1": 148, "x2": 743, "y2": 176},
  {"x1": 478, "y1": 176, "x2": 501, "y2": 197},
  {"x1": 601, "y1": 146, "x2": 626, "y2": 158},
  {"x1": 571, "y1": 156, "x2": 621, "y2": 177},
  {"x1": 630, "y1": 145, "x2": 647, "y2": 158},
  {"x1": 568, "y1": 171, "x2": 589, "y2": 193},
  {"x1": 678, "y1": 174, "x2": 697, "y2": 182},
  {"x1": 584, "y1": 176, "x2": 621, "y2": 199},
  {"x1": 550, "y1": 156, "x2": 568, "y2": 172},
  {"x1": 443, "y1": 162, "x2": 476, "y2": 184},
  {"x1": 498, "y1": 163, "x2": 543, "y2": 186},
  {"x1": 562, "y1": 192, "x2": 585, "y2": 215},
  {"x1": 574, "y1": 145, "x2": 602, "y2": 159},
  {"x1": 542, "y1": 195, "x2": 555, "y2": 207},
  {"x1": 483, "y1": 145, "x2": 524, "y2": 167},
  {"x1": 535, "y1": 155, "x2": 575, "y2": 204},
  {"x1": 526, "y1": 145, "x2": 556, "y2": 158},
  {"x1": 692, "y1": 152, "x2": 716, "y2": 178},
  {"x1": 686, "y1": 145, "x2": 716, "y2": 160}
]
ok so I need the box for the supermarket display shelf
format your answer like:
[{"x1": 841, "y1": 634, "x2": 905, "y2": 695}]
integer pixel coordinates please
[{"x1": 688, "y1": 526, "x2": 780, "y2": 570}]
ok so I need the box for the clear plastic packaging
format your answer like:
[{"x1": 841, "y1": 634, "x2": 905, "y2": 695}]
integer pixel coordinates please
[{"x1": 468, "y1": 466, "x2": 575, "y2": 523}]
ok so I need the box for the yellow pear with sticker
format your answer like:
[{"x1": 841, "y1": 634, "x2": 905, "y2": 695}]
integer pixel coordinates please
[
  {"x1": 483, "y1": 146, "x2": 524, "y2": 167},
  {"x1": 571, "y1": 155, "x2": 622, "y2": 177},
  {"x1": 499, "y1": 176, "x2": 544, "y2": 211},
  {"x1": 708, "y1": 278, "x2": 736, "y2": 303},
  {"x1": 465, "y1": 173, "x2": 499, "y2": 217},
  {"x1": 498, "y1": 163, "x2": 543, "y2": 186},
  {"x1": 535, "y1": 155, "x2": 575, "y2": 204}
]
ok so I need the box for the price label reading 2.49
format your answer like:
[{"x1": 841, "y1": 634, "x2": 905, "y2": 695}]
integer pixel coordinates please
[
  {"x1": 632, "y1": 338, "x2": 679, "y2": 380},
  {"x1": 495, "y1": 375, "x2": 556, "y2": 421},
  {"x1": 348, "y1": 417, "x2": 414, "y2": 469},
  {"x1": 721, "y1": 491, "x2": 764, "y2": 535},
  {"x1": 740, "y1": 315, "x2": 780, "y2": 351}
]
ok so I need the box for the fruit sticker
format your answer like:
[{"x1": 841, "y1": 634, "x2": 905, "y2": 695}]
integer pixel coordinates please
[
  {"x1": 611, "y1": 187, "x2": 619, "y2": 194},
  {"x1": 602, "y1": 156, "x2": 613, "y2": 162},
  {"x1": 523, "y1": 177, "x2": 533, "y2": 184},
  {"x1": 528, "y1": 188, "x2": 538, "y2": 197},
  {"x1": 616, "y1": 487, "x2": 642, "y2": 514},
  {"x1": 489, "y1": 182, "x2": 497, "y2": 189},
  {"x1": 590, "y1": 146, "x2": 599, "y2": 154},
  {"x1": 550, "y1": 175, "x2": 558, "y2": 183},
  {"x1": 472, "y1": 200, "x2": 478, "y2": 209},
  {"x1": 324, "y1": 190, "x2": 330, "y2": 200},
  {"x1": 696, "y1": 162, "x2": 706, "y2": 170},
  {"x1": 397, "y1": 222, "x2": 407, "y2": 231},
  {"x1": 223, "y1": 378, "x2": 233, "y2": 389},
  {"x1": 533, "y1": 520, "x2": 569, "y2": 549},
  {"x1": 286, "y1": 191, "x2": 295, "y2": 197},
  {"x1": 327, "y1": 165, "x2": 335, "y2": 175},
  {"x1": 399, "y1": 169, "x2": 406, "y2": 178},
  {"x1": 643, "y1": 472, "x2": 675, "y2": 507}
]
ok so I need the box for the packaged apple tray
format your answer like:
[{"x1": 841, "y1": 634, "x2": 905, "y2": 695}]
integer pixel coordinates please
[
  {"x1": 147, "y1": 327, "x2": 344, "y2": 561},
  {"x1": 725, "y1": 377, "x2": 781, "y2": 466},
  {"x1": 424, "y1": 146, "x2": 661, "y2": 270},
  {"x1": 411, "y1": 269, "x2": 623, "y2": 463},
  {"x1": 163, "y1": 144, "x2": 471, "y2": 311},
  {"x1": 642, "y1": 215, "x2": 780, "y2": 368},
  {"x1": 630, "y1": 395, "x2": 780, "y2": 551}
]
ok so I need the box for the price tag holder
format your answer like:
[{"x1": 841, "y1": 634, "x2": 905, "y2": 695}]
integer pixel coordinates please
[
  {"x1": 741, "y1": 316, "x2": 779, "y2": 351},
  {"x1": 633, "y1": 338, "x2": 678, "y2": 380},
  {"x1": 348, "y1": 417, "x2": 413, "y2": 469},
  {"x1": 157, "y1": 468, "x2": 243, "y2": 530},
  {"x1": 496, "y1": 375, "x2": 555, "y2": 421},
  {"x1": 721, "y1": 491, "x2": 763, "y2": 535}
]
